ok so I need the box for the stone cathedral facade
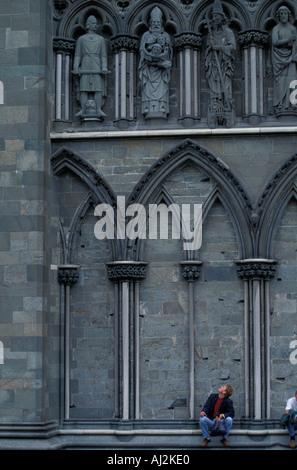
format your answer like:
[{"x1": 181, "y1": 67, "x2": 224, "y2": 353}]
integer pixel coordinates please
[{"x1": 1, "y1": 0, "x2": 297, "y2": 449}]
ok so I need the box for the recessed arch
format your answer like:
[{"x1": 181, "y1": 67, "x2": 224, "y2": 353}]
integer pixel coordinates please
[
  {"x1": 51, "y1": 147, "x2": 118, "y2": 260},
  {"x1": 126, "y1": 139, "x2": 254, "y2": 260},
  {"x1": 127, "y1": 0, "x2": 184, "y2": 36},
  {"x1": 256, "y1": 152, "x2": 297, "y2": 258},
  {"x1": 56, "y1": 0, "x2": 119, "y2": 38},
  {"x1": 191, "y1": 0, "x2": 252, "y2": 33}
]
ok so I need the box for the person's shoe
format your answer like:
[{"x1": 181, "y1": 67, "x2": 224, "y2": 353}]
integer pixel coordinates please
[
  {"x1": 200, "y1": 438, "x2": 210, "y2": 447},
  {"x1": 289, "y1": 437, "x2": 295, "y2": 448},
  {"x1": 221, "y1": 438, "x2": 230, "y2": 447}
]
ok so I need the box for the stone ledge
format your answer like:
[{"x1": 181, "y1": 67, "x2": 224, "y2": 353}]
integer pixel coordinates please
[{"x1": 50, "y1": 126, "x2": 297, "y2": 141}]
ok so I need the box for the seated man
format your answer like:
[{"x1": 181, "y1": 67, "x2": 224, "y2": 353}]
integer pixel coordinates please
[
  {"x1": 199, "y1": 384, "x2": 235, "y2": 447},
  {"x1": 285, "y1": 390, "x2": 297, "y2": 448}
]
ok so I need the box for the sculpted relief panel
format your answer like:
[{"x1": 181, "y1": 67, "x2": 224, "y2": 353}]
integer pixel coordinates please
[{"x1": 52, "y1": 0, "x2": 297, "y2": 129}]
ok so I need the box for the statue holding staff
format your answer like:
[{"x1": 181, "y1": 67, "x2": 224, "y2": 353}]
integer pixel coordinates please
[{"x1": 205, "y1": 0, "x2": 235, "y2": 126}]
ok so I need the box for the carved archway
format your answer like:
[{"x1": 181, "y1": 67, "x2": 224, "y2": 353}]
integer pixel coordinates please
[{"x1": 126, "y1": 138, "x2": 254, "y2": 261}]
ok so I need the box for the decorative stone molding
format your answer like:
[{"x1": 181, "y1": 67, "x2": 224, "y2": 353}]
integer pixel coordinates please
[
  {"x1": 110, "y1": 34, "x2": 139, "y2": 53},
  {"x1": 53, "y1": 37, "x2": 75, "y2": 52},
  {"x1": 106, "y1": 261, "x2": 147, "y2": 282},
  {"x1": 128, "y1": 139, "x2": 253, "y2": 211},
  {"x1": 235, "y1": 259, "x2": 278, "y2": 281},
  {"x1": 58, "y1": 265, "x2": 80, "y2": 286},
  {"x1": 174, "y1": 32, "x2": 202, "y2": 50},
  {"x1": 180, "y1": 261, "x2": 203, "y2": 281},
  {"x1": 238, "y1": 30, "x2": 269, "y2": 48}
]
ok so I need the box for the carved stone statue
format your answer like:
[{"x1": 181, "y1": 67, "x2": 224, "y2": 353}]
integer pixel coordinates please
[
  {"x1": 271, "y1": 5, "x2": 297, "y2": 114},
  {"x1": 138, "y1": 7, "x2": 172, "y2": 119},
  {"x1": 205, "y1": 0, "x2": 236, "y2": 127},
  {"x1": 73, "y1": 15, "x2": 109, "y2": 120}
]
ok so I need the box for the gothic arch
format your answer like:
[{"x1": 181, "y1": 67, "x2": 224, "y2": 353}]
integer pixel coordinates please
[
  {"x1": 191, "y1": 0, "x2": 252, "y2": 33},
  {"x1": 256, "y1": 152, "x2": 297, "y2": 258},
  {"x1": 51, "y1": 147, "x2": 118, "y2": 261},
  {"x1": 255, "y1": 0, "x2": 297, "y2": 30},
  {"x1": 127, "y1": 139, "x2": 254, "y2": 261},
  {"x1": 56, "y1": 0, "x2": 119, "y2": 38},
  {"x1": 127, "y1": 0, "x2": 184, "y2": 36}
]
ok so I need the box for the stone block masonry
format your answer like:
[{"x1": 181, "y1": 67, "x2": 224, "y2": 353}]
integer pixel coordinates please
[{"x1": 0, "y1": 0, "x2": 53, "y2": 422}]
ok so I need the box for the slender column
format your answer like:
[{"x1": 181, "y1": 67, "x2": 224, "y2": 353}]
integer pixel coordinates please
[
  {"x1": 53, "y1": 38, "x2": 75, "y2": 122},
  {"x1": 235, "y1": 259, "x2": 277, "y2": 419},
  {"x1": 55, "y1": 52, "x2": 62, "y2": 120},
  {"x1": 238, "y1": 30, "x2": 268, "y2": 125},
  {"x1": 134, "y1": 281, "x2": 140, "y2": 419},
  {"x1": 58, "y1": 265, "x2": 80, "y2": 420},
  {"x1": 180, "y1": 261, "x2": 203, "y2": 420},
  {"x1": 64, "y1": 53, "x2": 71, "y2": 121},
  {"x1": 107, "y1": 261, "x2": 147, "y2": 420},
  {"x1": 110, "y1": 35, "x2": 139, "y2": 128},
  {"x1": 174, "y1": 32, "x2": 202, "y2": 126}
]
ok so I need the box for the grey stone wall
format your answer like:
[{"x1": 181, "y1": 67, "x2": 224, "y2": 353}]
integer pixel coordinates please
[
  {"x1": 1, "y1": 0, "x2": 297, "y2": 442},
  {"x1": 0, "y1": 0, "x2": 53, "y2": 422}
]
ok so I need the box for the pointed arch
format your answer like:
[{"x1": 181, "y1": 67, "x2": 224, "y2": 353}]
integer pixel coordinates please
[
  {"x1": 51, "y1": 147, "x2": 118, "y2": 260},
  {"x1": 256, "y1": 152, "x2": 297, "y2": 258},
  {"x1": 56, "y1": 0, "x2": 119, "y2": 38},
  {"x1": 127, "y1": 139, "x2": 254, "y2": 260},
  {"x1": 191, "y1": 0, "x2": 252, "y2": 33},
  {"x1": 51, "y1": 147, "x2": 116, "y2": 206},
  {"x1": 127, "y1": 0, "x2": 184, "y2": 36}
]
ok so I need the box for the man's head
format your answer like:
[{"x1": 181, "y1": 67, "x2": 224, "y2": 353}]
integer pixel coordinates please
[
  {"x1": 219, "y1": 384, "x2": 234, "y2": 398},
  {"x1": 86, "y1": 15, "x2": 97, "y2": 31}
]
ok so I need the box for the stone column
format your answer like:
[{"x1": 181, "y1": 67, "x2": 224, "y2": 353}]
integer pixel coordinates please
[
  {"x1": 53, "y1": 38, "x2": 76, "y2": 122},
  {"x1": 58, "y1": 265, "x2": 80, "y2": 420},
  {"x1": 238, "y1": 30, "x2": 268, "y2": 126},
  {"x1": 235, "y1": 259, "x2": 277, "y2": 419},
  {"x1": 110, "y1": 35, "x2": 139, "y2": 128},
  {"x1": 174, "y1": 32, "x2": 202, "y2": 126},
  {"x1": 107, "y1": 261, "x2": 147, "y2": 420},
  {"x1": 180, "y1": 261, "x2": 203, "y2": 420}
]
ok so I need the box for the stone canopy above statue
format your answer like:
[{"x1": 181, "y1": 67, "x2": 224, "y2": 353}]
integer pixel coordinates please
[{"x1": 52, "y1": 0, "x2": 297, "y2": 130}]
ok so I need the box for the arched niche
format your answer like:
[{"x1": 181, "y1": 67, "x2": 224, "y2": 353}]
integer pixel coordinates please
[
  {"x1": 51, "y1": 147, "x2": 118, "y2": 262},
  {"x1": 126, "y1": 139, "x2": 254, "y2": 261},
  {"x1": 256, "y1": 152, "x2": 297, "y2": 259}
]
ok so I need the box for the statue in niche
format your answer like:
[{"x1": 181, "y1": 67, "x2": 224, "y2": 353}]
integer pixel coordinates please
[
  {"x1": 139, "y1": 7, "x2": 172, "y2": 119},
  {"x1": 271, "y1": 5, "x2": 297, "y2": 114},
  {"x1": 72, "y1": 15, "x2": 110, "y2": 121},
  {"x1": 205, "y1": 0, "x2": 236, "y2": 127}
]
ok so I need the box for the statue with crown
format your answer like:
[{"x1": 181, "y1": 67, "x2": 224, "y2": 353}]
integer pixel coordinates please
[
  {"x1": 205, "y1": 0, "x2": 236, "y2": 127},
  {"x1": 139, "y1": 6, "x2": 173, "y2": 120}
]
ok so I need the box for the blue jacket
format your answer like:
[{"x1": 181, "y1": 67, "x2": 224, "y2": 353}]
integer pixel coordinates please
[{"x1": 202, "y1": 393, "x2": 235, "y2": 419}]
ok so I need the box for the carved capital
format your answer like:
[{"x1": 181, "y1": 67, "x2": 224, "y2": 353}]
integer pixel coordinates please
[
  {"x1": 106, "y1": 261, "x2": 147, "y2": 282},
  {"x1": 174, "y1": 32, "x2": 202, "y2": 50},
  {"x1": 235, "y1": 259, "x2": 278, "y2": 281},
  {"x1": 53, "y1": 37, "x2": 75, "y2": 53},
  {"x1": 180, "y1": 261, "x2": 203, "y2": 281},
  {"x1": 110, "y1": 34, "x2": 139, "y2": 53},
  {"x1": 58, "y1": 265, "x2": 80, "y2": 286},
  {"x1": 238, "y1": 30, "x2": 269, "y2": 48}
]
